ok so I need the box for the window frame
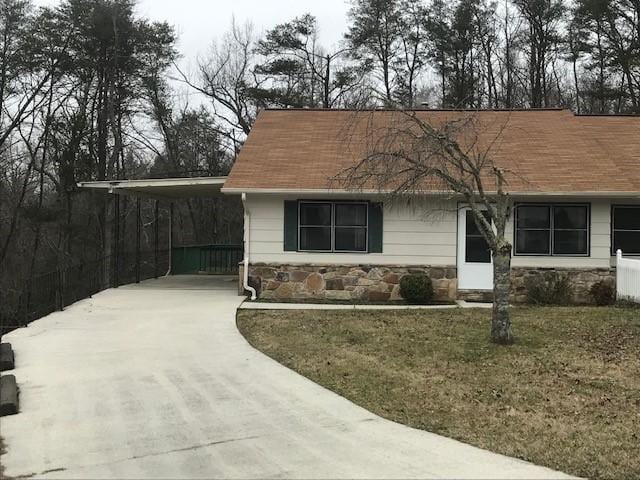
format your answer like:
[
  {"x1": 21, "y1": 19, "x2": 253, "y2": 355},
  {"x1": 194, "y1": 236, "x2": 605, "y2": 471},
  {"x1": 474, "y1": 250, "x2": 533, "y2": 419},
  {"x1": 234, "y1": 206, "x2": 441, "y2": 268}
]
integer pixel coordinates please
[
  {"x1": 611, "y1": 204, "x2": 640, "y2": 255},
  {"x1": 297, "y1": 200, "x2": 369, "y2": 253},
  {"x1": 514, "y1": 203, "x2": 591, "y2": 257}
]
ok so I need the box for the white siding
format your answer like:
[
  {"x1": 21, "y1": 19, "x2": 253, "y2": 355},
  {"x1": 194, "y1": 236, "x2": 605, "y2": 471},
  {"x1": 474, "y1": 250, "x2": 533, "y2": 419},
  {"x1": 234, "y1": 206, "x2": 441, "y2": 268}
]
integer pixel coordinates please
[
  {"x1": 245, "y1": 194, "x2": 638, "y2": 269},
  {"x1": 246, "y1": 194, "x2": 457, "y2": 266}
]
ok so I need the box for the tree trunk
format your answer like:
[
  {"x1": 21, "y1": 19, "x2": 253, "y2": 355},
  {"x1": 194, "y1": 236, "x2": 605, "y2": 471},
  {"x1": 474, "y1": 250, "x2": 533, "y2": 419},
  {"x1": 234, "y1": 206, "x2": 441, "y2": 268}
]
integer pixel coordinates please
[{"x1": 491, "y1": 243, "x2": 513, "y2": 345}]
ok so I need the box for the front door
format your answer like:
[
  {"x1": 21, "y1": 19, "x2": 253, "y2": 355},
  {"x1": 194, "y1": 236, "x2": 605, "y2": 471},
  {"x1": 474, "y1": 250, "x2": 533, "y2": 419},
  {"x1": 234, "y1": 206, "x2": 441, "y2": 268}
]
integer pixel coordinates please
[{"x1": 457, "y1": 208, "x2": 493, "y2": 290}]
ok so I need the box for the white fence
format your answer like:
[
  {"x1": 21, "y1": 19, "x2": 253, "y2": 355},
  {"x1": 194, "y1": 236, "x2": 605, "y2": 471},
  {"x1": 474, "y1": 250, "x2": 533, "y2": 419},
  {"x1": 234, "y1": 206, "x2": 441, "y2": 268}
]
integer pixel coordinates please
[{"x1": 616, "y1": 250, "x2": 640, "y2": 303}]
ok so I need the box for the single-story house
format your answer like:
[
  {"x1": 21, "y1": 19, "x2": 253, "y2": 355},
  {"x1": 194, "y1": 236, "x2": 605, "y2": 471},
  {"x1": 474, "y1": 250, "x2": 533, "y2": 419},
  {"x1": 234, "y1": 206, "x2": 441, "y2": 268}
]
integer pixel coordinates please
[{"x1": 221, "y1": 108, "x2": 640, "y2": 304}]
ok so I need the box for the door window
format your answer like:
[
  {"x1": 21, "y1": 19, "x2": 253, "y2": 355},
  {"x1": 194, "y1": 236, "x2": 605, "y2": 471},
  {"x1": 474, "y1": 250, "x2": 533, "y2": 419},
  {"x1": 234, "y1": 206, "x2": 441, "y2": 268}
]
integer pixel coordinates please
[{"x1": 465, "y1": 211, "x2": 491, "y2": 263}]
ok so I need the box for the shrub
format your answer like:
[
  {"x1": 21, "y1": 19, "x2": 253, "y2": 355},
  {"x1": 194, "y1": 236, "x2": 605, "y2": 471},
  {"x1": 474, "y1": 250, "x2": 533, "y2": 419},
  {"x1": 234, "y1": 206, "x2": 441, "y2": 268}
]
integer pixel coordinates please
[
  {"x1": 524, "y1": 272, "x2": 573, "y2": 305},
  {"x1": 399, "y1": 273, "x2": 434, "y2": 304},
  {"x1": 590, "y1": 280, "x2": 616, "y2": 306}
]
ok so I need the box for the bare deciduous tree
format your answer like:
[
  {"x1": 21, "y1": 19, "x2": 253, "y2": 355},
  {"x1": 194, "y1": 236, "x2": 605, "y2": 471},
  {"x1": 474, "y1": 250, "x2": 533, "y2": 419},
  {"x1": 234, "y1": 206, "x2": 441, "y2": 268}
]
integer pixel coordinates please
[
  {"x1": 178, "y1": 19, "x2": 261, "y2": 148},
  {"x1": 336, "y1": 111, "x2": 515, "y2": 344}
]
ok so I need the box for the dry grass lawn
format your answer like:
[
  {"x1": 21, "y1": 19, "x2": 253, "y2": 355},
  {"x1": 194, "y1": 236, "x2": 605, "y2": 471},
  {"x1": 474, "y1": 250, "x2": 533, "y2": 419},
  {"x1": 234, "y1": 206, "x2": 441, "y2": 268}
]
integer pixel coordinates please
[{"x1": 237, "y1": 307, "x2": 640, "y2": 480}]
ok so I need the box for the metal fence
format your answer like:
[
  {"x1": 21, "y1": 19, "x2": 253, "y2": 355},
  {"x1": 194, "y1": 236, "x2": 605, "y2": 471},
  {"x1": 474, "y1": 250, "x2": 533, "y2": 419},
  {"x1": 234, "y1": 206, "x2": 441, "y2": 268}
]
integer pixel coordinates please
[
  {"x1": 1, "y1": 250, "x2": 170, "y2": 336},
  {"x1": 616, "y1": 250, "x2": 640, "y2": 303}
]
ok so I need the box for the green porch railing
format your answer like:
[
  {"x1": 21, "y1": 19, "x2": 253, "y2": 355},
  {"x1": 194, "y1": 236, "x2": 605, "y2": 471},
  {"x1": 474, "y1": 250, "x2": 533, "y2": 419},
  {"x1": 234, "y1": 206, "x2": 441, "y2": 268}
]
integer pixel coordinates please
[{"x1": 171, "y1": 244, "x2": 243, "y2": 275}]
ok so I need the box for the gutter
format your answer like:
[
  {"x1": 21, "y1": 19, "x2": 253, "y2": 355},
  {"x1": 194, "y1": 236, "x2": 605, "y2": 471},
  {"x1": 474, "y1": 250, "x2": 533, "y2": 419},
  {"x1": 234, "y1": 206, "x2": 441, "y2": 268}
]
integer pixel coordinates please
[
  {"x1": 222, "y1": 187, "x2": 640, "y2": 198},
  {"x1": 241, "y1": 193, "x2": 257, "y2": 300}
]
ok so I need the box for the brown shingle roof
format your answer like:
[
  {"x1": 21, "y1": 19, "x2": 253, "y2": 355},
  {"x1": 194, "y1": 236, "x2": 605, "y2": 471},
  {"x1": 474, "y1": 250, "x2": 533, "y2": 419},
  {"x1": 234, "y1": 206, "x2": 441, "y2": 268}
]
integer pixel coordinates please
[{"x1": 223, "y1": 109, "x2": 640, "y2": 194}]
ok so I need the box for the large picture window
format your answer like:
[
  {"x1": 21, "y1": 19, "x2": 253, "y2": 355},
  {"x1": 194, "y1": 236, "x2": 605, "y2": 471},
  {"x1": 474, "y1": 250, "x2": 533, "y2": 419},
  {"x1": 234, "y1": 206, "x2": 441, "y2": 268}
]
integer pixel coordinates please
[
  {"x1": 612, "y1": 206, "x2": 640, "y2": 254},
  {"x1": 299, "y1": 201, "x2": 368, "y2": 252},
  {"x1": 515, "y1": 204, "x2": 589, "y2": 256}
]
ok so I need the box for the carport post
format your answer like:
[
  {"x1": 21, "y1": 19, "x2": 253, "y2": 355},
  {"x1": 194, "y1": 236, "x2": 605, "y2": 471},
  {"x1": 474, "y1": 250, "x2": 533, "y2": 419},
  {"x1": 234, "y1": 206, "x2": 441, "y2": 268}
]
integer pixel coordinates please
[
  {"x1": 154, "y1": 200, "x2": 159, "y2": 278},
  {"x1": 135, "y1": 197, "x2": 141, "y2": 284},
  {"x1": 165, "y1": 202, "x2": 174, "y2": 276},
  {"x1": 112, "y1": 193, "x2": 120, "y2": 289}
]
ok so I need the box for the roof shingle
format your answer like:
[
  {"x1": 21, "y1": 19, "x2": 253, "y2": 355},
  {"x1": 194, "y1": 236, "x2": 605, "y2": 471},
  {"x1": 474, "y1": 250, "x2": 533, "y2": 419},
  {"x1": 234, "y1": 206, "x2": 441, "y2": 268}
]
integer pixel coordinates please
[{"x1": 223, "y1": 109, "x2": 640, "y2": 194}]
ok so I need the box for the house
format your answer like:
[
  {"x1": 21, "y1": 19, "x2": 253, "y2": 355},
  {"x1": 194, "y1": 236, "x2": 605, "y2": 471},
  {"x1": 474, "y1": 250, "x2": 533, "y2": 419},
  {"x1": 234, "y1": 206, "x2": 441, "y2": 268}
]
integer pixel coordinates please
[{"x1": 221, "y1": 108, "x2": 640, "y2": 304}]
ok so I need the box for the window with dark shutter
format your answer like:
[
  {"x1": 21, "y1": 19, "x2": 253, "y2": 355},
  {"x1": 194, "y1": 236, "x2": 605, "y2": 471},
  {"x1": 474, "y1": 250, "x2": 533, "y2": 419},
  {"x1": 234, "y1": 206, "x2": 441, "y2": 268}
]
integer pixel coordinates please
[{"x1": 295, "y1": 201, "x2": 379, "y2": 253}]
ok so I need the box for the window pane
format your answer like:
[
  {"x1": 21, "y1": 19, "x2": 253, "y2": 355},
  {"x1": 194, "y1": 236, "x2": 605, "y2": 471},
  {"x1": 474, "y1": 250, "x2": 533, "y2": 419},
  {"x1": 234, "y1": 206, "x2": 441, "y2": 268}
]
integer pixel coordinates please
[
  {"x1": 613, "y1": 231, "x2": 640, "y2": 254},
  {"x1": 335, "y1": 227, "x2": 367, "y2": 252},
  {"x1": 466, "y1": 236, "x2": 491, "y2": 263},
  {"x1": 553, "y1": 231, "x2": 588, "y2": 255},
  {"x1": 614, "y1": 207, "x2": 640, "y2": 231},
  {"x1": 300, "y1": 227, "x2": 331, "y2": 251},
  {"x1": 466, "y1": 210, "x2": 491, "y2": 236},
  {"x1": 554, "y1": 206, "x2": 588, "y2": 230},
  {"x1": 300, "y1": 203, "x2": 331, "y2": 226},
  {"x1": 335, "y1": 204, "x2": 367, "y2": 226},
  {"x1": 517, "y1": 206, "x2": 550, "y2": 229},
  {"x1": 516, "y1": 230, "x2": 550, "y2": 254}
]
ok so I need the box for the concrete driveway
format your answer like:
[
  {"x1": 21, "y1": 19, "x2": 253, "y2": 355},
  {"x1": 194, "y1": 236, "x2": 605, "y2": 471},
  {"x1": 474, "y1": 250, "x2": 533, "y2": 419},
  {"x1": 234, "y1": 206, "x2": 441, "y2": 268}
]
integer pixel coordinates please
[{"x1": 1, "y1": 276, "x2": 573, "y2": 479}]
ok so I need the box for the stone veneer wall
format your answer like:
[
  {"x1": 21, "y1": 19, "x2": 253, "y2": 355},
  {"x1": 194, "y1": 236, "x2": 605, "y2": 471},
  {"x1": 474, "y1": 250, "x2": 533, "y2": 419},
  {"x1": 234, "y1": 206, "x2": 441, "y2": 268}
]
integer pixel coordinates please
[
  {"x1": 460, "y1": 267, "x2": 616, "y2": 304},
  {"x1": 241, "y1": 264, "x2": 615, "y2": 304},
  {"x1": 246, "y1": 264, "x2": 458, "y2": 302},
  {"x1": 511, "y1": 267, "x2": 615, "y2": 304}
]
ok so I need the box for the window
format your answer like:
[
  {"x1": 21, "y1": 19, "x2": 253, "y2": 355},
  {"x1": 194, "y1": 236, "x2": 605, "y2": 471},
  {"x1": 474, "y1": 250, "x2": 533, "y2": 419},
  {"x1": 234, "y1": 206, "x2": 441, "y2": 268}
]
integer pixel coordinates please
[
  {"x1": 612, "y1": 206, "x2": 640, "y2": 255},
  {"x1": 299, "y1": 202, "x2": 368, "y2": 252},
  {"x1": 465, "y1": 211, "x2": 491, "y2": 263},
  {"x1": 299, "y1": 203, "x2": 332, "y2": 251},
  {"x1": 515, "y1": 204, "x2": 589, "y2": 256}
]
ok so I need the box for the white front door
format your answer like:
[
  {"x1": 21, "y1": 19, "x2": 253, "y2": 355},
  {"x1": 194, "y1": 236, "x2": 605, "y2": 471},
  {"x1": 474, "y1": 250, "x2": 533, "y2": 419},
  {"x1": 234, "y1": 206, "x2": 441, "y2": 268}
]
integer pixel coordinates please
[{"x1": 457, "y1": 208, "x2": 493, "y2": 290}]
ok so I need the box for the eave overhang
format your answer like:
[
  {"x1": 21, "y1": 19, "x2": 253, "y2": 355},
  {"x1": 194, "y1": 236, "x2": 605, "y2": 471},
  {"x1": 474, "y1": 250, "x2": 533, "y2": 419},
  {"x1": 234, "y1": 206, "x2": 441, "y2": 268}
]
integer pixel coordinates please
[{"x1": 78, "y1": 177, "x2": 227, "y2": 199}]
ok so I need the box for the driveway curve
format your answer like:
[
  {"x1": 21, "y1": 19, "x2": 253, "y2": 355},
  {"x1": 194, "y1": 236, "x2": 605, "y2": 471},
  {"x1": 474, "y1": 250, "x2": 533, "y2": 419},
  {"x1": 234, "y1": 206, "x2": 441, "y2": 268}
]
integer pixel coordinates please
[{"x1": 1, "y1": 276, "x2": 573, "y2": 479}]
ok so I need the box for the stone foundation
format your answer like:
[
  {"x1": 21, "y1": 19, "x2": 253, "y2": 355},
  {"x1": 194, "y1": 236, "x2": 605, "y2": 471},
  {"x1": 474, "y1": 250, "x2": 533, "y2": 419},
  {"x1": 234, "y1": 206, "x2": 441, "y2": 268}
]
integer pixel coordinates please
[
  {"x1": 511, "y1": 267, "x2": 615, "y2": 304},
  {"x1": 246, "y1": 264, "x2": 458, "y2": 303},
  {"x1": 240, "y1": 263, "x2": 615, "y2": 305}
]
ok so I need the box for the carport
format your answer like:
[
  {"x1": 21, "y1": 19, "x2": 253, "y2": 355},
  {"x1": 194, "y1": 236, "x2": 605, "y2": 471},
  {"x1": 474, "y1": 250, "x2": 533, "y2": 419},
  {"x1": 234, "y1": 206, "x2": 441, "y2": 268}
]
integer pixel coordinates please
[{"x1": 77, "y1": 177, "x2": 243, "y2": 285}]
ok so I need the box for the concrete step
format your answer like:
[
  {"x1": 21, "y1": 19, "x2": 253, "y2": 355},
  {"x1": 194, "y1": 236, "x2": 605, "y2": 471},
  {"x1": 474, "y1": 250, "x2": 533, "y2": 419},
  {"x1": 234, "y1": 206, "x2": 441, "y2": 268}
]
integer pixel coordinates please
[
  {"x1": 0, "y1": 374, "x2": 19, "y2": 416},
  {"x1": 0, "y1": 343, "x2": 15, "y2": 371}
]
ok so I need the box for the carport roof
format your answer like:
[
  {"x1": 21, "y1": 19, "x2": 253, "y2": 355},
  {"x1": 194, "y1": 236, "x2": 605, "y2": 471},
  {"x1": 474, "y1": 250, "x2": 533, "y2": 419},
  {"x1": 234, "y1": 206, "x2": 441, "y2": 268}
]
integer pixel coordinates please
[{"x1": 77, "y1": 177, "x2": 228, "y2": 199}]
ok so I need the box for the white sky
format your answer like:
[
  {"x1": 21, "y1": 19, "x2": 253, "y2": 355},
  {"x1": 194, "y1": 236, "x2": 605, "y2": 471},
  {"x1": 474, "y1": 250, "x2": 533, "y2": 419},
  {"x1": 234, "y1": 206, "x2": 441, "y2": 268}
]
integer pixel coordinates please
[{"x1": 33, "y1": 0, "x2": 351, "y2": 64}]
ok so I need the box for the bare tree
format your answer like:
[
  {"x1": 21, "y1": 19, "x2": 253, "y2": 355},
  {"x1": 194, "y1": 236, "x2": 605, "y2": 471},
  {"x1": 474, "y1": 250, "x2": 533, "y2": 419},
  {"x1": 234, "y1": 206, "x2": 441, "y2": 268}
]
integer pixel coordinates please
[
  {"x1": 178, "y1": 20, "x2": 261, "y2": 147},
  {"x1": 336, "y1": 111, "x2": 515, "y2": 345}
]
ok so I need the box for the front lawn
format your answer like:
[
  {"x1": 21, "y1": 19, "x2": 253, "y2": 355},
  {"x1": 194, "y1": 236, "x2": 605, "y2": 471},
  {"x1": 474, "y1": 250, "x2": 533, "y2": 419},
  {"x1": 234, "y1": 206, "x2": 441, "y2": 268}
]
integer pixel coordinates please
[{"x1": 237, "y1": 307, "x2": 640, "y2": 480}]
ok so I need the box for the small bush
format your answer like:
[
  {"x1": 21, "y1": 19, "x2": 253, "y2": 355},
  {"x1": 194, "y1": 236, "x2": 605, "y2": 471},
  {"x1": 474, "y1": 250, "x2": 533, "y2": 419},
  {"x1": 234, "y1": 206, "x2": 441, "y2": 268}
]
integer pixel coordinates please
[
  {"x1": 525, "y1": 272, "x2": 573, "y2": 305},
  {"x1": 589, "y1": 280, "x2": 616, "y2": 306},
  {"x1": 399, "y1": 273, "x2": 434, "y2": 304}
]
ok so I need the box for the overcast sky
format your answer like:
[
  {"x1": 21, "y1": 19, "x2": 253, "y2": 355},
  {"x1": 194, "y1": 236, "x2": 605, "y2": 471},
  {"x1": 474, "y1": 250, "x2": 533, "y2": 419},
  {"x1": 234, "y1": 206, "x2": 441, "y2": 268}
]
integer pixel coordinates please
[{"x1": 33, "y1": 0, "x2": 351, "y2": 65}]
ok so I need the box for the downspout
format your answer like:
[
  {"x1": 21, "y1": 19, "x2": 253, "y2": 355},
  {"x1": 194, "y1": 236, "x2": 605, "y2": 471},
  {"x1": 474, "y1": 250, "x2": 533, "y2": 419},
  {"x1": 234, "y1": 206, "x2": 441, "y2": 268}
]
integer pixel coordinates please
[{"x1": 242, "y1": 193, "x2": 257, "y2": 300}]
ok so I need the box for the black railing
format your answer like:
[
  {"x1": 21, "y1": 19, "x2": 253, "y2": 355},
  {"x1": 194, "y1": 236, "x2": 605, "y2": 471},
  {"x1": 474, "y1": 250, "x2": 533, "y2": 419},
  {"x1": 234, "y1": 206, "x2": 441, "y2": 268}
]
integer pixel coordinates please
[{"x1": 1, "y1": 250, "x2": 170, "y2": 336}]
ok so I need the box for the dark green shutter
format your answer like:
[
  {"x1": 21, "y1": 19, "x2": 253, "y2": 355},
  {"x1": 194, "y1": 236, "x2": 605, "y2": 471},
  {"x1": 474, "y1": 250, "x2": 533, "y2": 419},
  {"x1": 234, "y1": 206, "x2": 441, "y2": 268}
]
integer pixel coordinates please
[
  {"x1": 368, "y1": 202, "x2": 383, "y2": 253},
  {"x1": 284, "y1": 201, "x2": 298, "y2": 251}
]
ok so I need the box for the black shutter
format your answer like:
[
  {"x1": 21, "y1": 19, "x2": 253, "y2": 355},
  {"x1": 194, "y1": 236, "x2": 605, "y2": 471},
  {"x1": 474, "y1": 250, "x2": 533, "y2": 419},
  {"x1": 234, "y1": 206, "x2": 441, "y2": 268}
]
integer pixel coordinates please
[
  {"x1": 284, "y1": 201, "x2": 298, "y2": 251},
  {"x1": 368, "y1": 202, "x2": 383, "y2": 253}
]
